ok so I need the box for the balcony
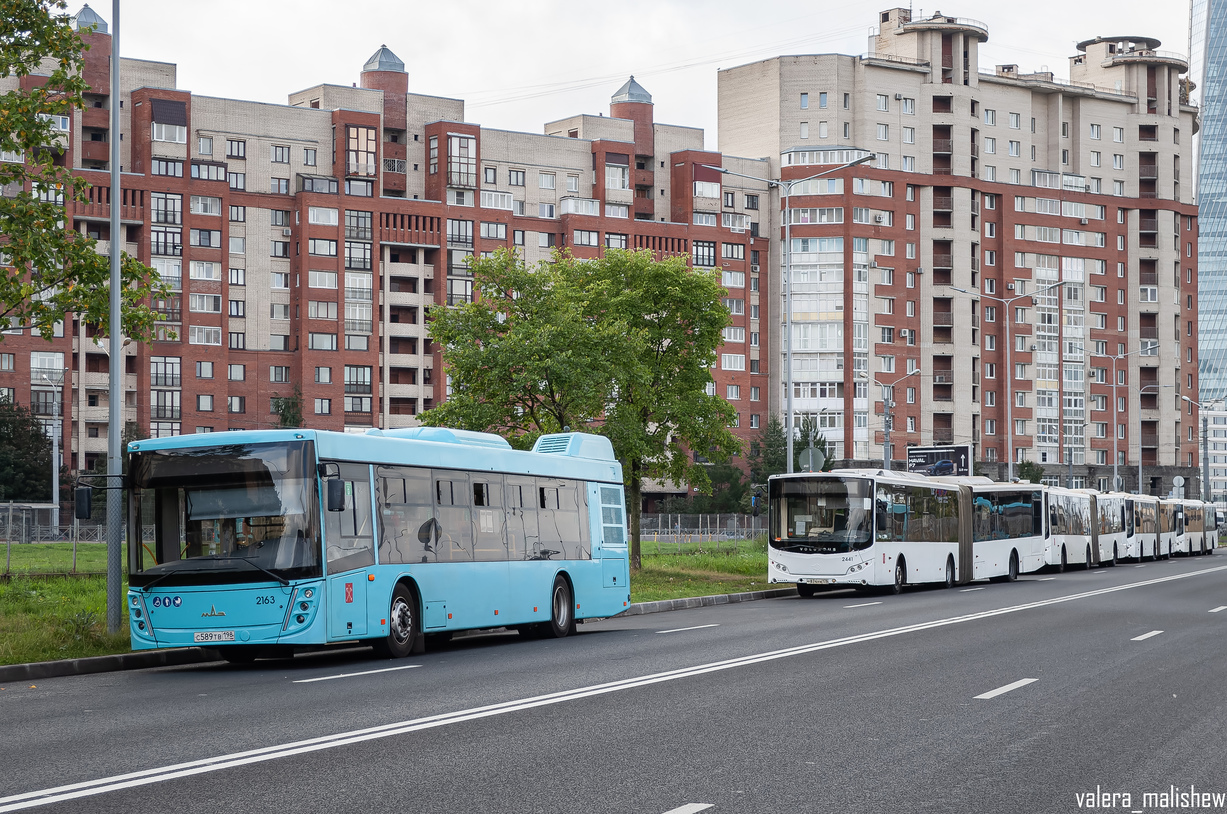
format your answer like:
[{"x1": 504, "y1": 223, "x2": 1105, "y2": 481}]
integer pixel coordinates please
[
  {"x1": 1140, "y1": 271, "x2": 1158, "y2": 286},
  {"x1": 380, "y1": 213, "x2": 441, "y2": 247},
  {"x1": 932, "y1": 372, "x2": 954, "y2": 384},
  {"x1": 933, "y1": 428, "x2": 954, "y2": 444},
  {"x1": 345, "y1": 225, "x2": 373, "y2": 241},
  {"x1": 932, "y1": 139, "x2": 954, "y2": 153},
  {"x1": 1141, "y1": 433, "x2": 1160, "y2": 448},
  {"x1": 932, "y1": 312, "x2": 954, "y2": 327},
  {"x1": 150, "y1": 406, "x2": 180, "y2": 420},
  {"x1": 933, "y1": 197, "x2": 953, "y2": 211},
  {"x1": 1139, "y1": 218, "x2": 1158, "y2": 232},
  {"x1": 150, "y1": 373, "x2": 181, "y2": 388},
  {"x1": 347, "y1": 159, "x2": 377, "y2": 177},
  {"x1": 345, "y1": 319, "x2": 373, "y2": 334},
  {"x1": 1138, "y1": 166, "x2": 1159, "y2": 179},
  {"x1": 383, "y1": 158, "x2": 406, "y2": 174}
]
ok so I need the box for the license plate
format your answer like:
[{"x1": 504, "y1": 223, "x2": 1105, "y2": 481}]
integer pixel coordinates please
[
  {"x1": 193, "y1": 631, "x2": 236, "y2": 643},
  {"x1": 802, "y1": 578, "x2": 834, "y2": 585}
]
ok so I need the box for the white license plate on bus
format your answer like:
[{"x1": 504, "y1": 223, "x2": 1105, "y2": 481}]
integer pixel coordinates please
[
  {"x1": 802, "y1": 578, "x2": 834, "y2": 585},
  {"x1": 193, "y1": 631, "x2": 236, "y2": 643}
]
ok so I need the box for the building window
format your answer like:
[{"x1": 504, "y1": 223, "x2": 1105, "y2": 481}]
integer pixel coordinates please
[
  {"x1": 226, "y1": 139, "x2": 245, "y2": 158},
  {"x1": 315, "y1": 398, "x2": 331, "y2": 415},
  {"x1": 227, "y1": 172, "x2": 245, "y2": 190}
]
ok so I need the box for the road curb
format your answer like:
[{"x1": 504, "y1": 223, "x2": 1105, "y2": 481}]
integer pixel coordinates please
[
  {"x1": 621, "y1": 587, "x2": 797, "y2": 616},
  {"x1": 0, "y1": 647, "x2": 218, "y2": 682},
  {"x1": 0, "y1": 587, "x2": 800, "y2": 681}
]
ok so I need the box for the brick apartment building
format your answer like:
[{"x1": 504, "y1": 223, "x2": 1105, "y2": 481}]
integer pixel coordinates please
[
  {"x1": 718, "y1": 8, "x2": 1200, "y2": 492},
  {"x1": 0, "y1": 5, "x2": 1203, "y2": 497},
  {"x1": 1, "y1": 6, "x2": 772, "y2": 484}
]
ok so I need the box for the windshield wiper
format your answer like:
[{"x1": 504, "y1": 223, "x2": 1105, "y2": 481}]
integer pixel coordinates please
[{"x1": 221, "y1": 556, "x2": 290, "y2": 586}]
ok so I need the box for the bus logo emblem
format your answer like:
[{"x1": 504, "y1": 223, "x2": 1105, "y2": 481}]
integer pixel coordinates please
[
  {"x1": 201, "y1": 605, "x2": 226, "y2": 618},
  {"x1": 345, "y1": 583, "x2": 354, "y2": 604}
]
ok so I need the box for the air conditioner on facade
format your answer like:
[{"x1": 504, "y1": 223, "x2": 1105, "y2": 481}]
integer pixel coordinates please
[
  {"x1": 1030, "y1": 344, "x2": 1038, "y2": 351},
  {"x1": 282, "y1": 228, "x2": 292, "y2": 236},
  {"x1": 1007, "y1": 282, "x2": 1015, "y2": 290},
  {"x1": 874, "y1": 214, "x2": 883, "y2": 223},
  {"x1": 1080, "y1": 218, "x2": 1088, "y2": 225},
  {"x1": 894, "y1": 93, "x2": 903, "y2": 100}
]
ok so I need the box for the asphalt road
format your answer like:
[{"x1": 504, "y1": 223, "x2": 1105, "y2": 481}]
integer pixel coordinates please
[{"x1": 3, "y1": 555, "x2": 1227, "y2": 814}]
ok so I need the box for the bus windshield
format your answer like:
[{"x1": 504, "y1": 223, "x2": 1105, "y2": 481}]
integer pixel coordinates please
[
  {"x1": 128, "y1": 441, "x2": 320, "y2": 587},
  {"x1": 769, "y1": 477, "x2": 873, "y2": 553}
]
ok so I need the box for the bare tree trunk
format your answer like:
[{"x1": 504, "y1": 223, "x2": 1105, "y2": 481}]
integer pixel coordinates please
[{"x1": 629, "y1": 458, "x2": 642, "y2": 571}]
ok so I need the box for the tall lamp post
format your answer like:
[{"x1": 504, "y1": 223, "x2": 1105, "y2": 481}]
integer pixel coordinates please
[
  {"x1": 953, "y1": 280, "x2": 1066, "y2": 482},
  {"x1": 1178, "y1": 394, "x2": 1224, "y2": 501},
  {"x1": 1090, "y1": 347, "x2": 1143, "y2": 493},
  {"x1": 878, "y1": 368, "x2": 920, "y2": 470},
  {"x1": 40, "y1": 372, "x2": 62, "y2": 529},
  {"x1": 702, "y1": 151, "x2": 874, "y2": 473}
]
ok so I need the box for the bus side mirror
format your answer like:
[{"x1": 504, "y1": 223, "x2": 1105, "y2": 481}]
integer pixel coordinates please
[
  {"x1": 326, "y1": 479, "x2": 346, "y2": 512},
  {"x1": 75, "y1": 486, "x2": 93, "y2": 520}
]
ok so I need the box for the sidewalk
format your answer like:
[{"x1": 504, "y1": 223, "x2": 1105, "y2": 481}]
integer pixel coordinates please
[{"x1": 0, "y1": 585, "x2": 799, "y2": 682}]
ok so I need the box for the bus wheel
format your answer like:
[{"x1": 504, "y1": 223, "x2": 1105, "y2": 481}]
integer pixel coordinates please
[
  {"x1": 1005, "y1": 551, "x2": 1019, "y2": 582},
  {"x1": 1106, "y1": 544, "x2": 1118, "y2": 567},
  {"x1": 944, "y1": 556, "x2": 955, "y2": 589},
  {"x1": 888, "y1": 558, "x2": 906, "y2": 595},
  {"x1": 796, "y1": 583, "x2": 817, "y2": 598},
  {"x1": 546, "y1": 575, "x2": 575, "y2": 638},
  {"x1": 373, "y1": 583, "x2": 417, "y2": 659},
  {"x1": 1084, "y1": 545, "x2": 1093, "y2": 570},
  {"x1": 1056, "y1": 546, "x2": 1067, "y2": 573}
]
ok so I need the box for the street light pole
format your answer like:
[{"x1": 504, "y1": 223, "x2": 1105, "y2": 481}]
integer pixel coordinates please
[
  {"x1": 953, "y1": 280, "x2": 1065, "y2": 482},
  {"x1": 703, "y1": 152, "x2": 874, "y2": 473},
  {"x1": 878, "y1": 369, "x2": 920, "y2": 471}
]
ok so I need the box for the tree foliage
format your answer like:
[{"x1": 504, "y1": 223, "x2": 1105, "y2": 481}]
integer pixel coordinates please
[
  {"x1": 271, "y1": 386, "x2": 304, "y2": 428},
  {"x1": 793, "y1": 414, "x2": 834, "y2": 473},
  {"x1": 746, "y1": 413, "x2": 788, "y2": 485},
  {"x1": 0, "y1": 0, "x2": 169, "y2": 341},
  {"x1": 423, "y1": 248, "x2": 742, "y2": 568},
  {"x1": 1016, "y1": 460, "x2": 1045, "y2": 484},
  {"x1": 0, "y1": 394, "x2": 51, "y2": 501}
]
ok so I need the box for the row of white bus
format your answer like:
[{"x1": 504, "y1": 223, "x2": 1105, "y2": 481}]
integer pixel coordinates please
[{"x1": 766, "y1": 470, "x2": 1219, "y2": 596}]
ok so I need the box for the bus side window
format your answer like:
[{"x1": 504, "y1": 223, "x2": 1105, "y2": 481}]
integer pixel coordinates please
[
  {"x1": 433, "y1": 472, "x2": 473, "y2": 562},
  {"x1": 506, "y1": 477, "x2": 538, "y2": 560},
  {"x1": 376, "y1": 466, "x2": 434, "y2": 564},
  {"x1": 471, "y1": 476, "x2": 506, "y2": 562},
  {"x1": 324, "y1": 462, "x2": 375, "y2": 573}
]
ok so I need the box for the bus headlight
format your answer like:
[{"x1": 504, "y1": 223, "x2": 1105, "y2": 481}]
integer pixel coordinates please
[
  {"x1": 774, "y1": 562, "x2": 789, "y2": 573},
  {"x1": 848, "y1": 560, "x2": 870, "y2": 574}
]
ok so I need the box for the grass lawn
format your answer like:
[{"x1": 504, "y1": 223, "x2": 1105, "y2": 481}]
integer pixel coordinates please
[
  {"x1": 629, "y1": 537, "x2": 779, "y2": 603},
  {"x1": 0, "y1": 576, "x2": 132, "y2": 666},
  {"x1": 1, "y1": 542, "x2": 110, "y2": 576}
]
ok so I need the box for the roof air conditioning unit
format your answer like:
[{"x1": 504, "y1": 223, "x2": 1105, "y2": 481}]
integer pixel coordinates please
[
  {"x1": 1006, "y1": 282, "x2": 1015, "y2": 290},
  {"x1": 282, "y1": 228, "x2": 292, "y2": 236}
]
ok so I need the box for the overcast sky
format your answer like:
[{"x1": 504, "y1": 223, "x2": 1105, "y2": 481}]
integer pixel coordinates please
[{"x1": 105, "y1": 0, "x2": 1191, "y2": 151}]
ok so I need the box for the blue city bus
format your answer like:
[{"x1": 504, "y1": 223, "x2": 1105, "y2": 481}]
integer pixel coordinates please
[{"x1": 119, "y1": 427, "x2": 630, "y2": 661}]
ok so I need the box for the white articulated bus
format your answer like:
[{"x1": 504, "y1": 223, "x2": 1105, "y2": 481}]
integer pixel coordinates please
[
  {"x1": 1129, "y1": 495, "x2": 1160, "y2": 561},
  {"x1": 1160, "y1": 498, "x2": 1185, "y2": 557},
  {"x1": 1092, "y1": 492, "x2": 1129, "y2": 566},
  {"x1": 1046, "y1": 487, "x2": 1095, "y2": 570},
  {"x1": 1183, "y1": 500, "x2": 1213, "y2": 556},
  {"x1": 768, "y1": 471, "x2": 1046, "y2": 594}
]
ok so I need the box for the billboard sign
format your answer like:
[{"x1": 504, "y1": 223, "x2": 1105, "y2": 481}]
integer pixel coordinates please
[{"x1": 906, "y1": 444, "x2": 973, "y2": 477}]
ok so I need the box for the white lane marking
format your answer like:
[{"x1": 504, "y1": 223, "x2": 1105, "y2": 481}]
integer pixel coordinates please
[
  {"x1": 292, "y1": 665, "x2": 420, "y2": 684},
  {"x1": 661, "y1": 805, "x2": 714, "y2": 814},
  {"x1": 843, "y1": 601, "x2": 882, "y2": 609},
  {"x1": 6, "y1": 563, "x2": 1227, "y2": 813},
  {"x1": 656, "y1": 624, "x2": 720, "y2": 635},
  {"x1": 1131, "y1": 630, "x2": 1164, "y2": 641},
  {"x1": 975, "y1": 678, "x2": 1038, "y2": 700},
  {"x1": 1135, "y1": 565, "x2": 1147, "y2": 568},
  {"x1": 1210, "y1": 606, "x2": 1227, "y2": 613},
  {"x1": 960, "y1": 587, "x2": 985, "y2": 592},
  {"x1": 1038, "y1": 577, "x2": 1056, "y2": 581}
]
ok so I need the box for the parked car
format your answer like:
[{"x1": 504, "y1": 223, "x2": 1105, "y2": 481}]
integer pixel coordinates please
[{"x1": 924, "y1": 459, "x2": 955, "y2": 476}]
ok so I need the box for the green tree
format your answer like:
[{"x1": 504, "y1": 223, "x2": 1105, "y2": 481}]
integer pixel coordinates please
[
  {"x1": 747, "y1": 413, "x2": 788, "y2": 484},
  {"x1": 423, "y1": 249, "x2": 616, "y2": 447},
  {"x1": 1016, "y1": 460, "x2": 1045, "y2": 484},
  {"x1": 0, "y1": 0, "x2": 169, "y2": 341},
  {"x1": 271, "y1": 386, "x2": 304, "y2": 428},
  {"x1": 0, "y1": 394, "x2": 51, "y2": 501},
  {"x1": 422, "y1": 248, "x2": 741, "y2": 569}
]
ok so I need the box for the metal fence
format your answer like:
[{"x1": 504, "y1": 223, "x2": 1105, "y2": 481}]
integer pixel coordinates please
[{"x1": 638, "y1": 513, "x2": 765, "y2": 545}]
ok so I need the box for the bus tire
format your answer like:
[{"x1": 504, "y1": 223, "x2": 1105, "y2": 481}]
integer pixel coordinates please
[
  {"x1": 1057, "y1": 546, "x2": 1067, "y2": 573},
  {"x1": 796, "y1": 583, "x2": 817, "y2": 598},
  {"x1": 373, "y1": 582, "x2": 418, "y2": 659},
  {"x1": 546, "y1": 575, "x2": 575, "y2": 638},
  {"x1": 888, "y1": 558, "x2": 906, "y2": 595},
  {"x1": 1006, "y1": 551, "x2": 1019, "y2": 582},
  {"x1": 944, "y1": 556, "x2": 955, "y2": 589},
  {"x1": 1106, "y1": 544, "x2": 1118, "y2": 567}
]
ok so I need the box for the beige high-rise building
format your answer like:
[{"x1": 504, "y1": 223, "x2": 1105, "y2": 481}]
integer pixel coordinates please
[{"x1": 719, "y1": 8, "x2": 1199, "y2": 492}]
